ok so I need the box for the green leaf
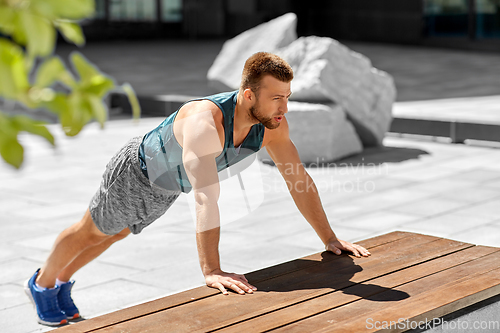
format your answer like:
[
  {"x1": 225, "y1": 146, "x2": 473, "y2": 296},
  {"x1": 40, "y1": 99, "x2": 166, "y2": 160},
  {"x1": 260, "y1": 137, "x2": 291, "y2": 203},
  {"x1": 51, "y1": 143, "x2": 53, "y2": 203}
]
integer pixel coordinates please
[
  {"x1": 70, "y1": 52, "x2": 100, "y2": 85},
  {"x1": 0, "y1": 135, "x2": 24, "y2": 168},
  {"x1": 0, "y1": 112, "x2": 23, "y2": 169},
  {"x1": 35, "y1": 56, "x2": 66, "y2": 88},
  {"x1": 88, "y1": 95, "x2": 107, "y2": 127},
  {"x1": 11, "y1": 13, "x2": 28, "y2": 46},
  {"x1": 60, "y1": 93, "x2": 92, "y2": 136},
  {"x1": 0, "y1": 5, "x2": 16, "y2": 35},
  {"x1": 59, "y1": 107, "x2": 83, "y2": 136},
  {"x1": 0, "y1": 39, "x2": 28, "y2": 99},
  {"x1": 0, "y1": 112, "x2": 56, "y2": 168},
  {"x1": 41, "y1": 93, "x2": 69, "y2": 115},
  {"x1": 55, "y1": 20, "x2": 85, "y2": 46},
  {"x1": 12, "y1": 116, "x2": 55, "y2": 146},
  {"x1": 85, "y1": 75, "x2": 114, "y2": 98},
  {"x1": 71, "y1": 52, "x2": 115, "y2": 98},
  {"x1": 122, "y1": 83, "x2": 141, "y2": 119},
  {"x1": 42, "y1": 0, "x2": 95, "y2": 20},
  {"x1": 19, "y1": 11, "x2": 55, "y2": 57}
]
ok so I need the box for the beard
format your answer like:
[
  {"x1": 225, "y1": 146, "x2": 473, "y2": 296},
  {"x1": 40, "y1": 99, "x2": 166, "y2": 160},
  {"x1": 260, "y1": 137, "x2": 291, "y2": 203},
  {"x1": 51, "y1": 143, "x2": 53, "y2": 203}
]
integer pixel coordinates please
[{"x1": 249, "y1": 104, "x2": 281, "y2": 130}]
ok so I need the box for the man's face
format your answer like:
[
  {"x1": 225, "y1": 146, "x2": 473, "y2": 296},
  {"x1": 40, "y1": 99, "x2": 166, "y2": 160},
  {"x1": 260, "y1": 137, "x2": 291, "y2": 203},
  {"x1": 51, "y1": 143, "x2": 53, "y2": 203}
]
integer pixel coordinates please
[{"x1": 249, "y1": 75, "x2": 291, "y2": 130}]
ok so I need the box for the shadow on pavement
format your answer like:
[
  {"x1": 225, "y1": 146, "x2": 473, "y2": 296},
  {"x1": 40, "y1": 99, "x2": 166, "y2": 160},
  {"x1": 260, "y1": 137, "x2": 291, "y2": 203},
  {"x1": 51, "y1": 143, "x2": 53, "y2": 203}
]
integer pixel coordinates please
[{"x1": 302, "y1": 146, "x2": 429, "y2": 168}]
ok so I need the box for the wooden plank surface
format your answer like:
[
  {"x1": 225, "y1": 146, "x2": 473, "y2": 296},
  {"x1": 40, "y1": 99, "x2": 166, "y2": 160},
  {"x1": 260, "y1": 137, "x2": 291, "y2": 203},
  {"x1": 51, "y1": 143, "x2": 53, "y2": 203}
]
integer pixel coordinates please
[
  {"x1": 55, "y1": 232, "x2": 500, "y2": 333},
  {"x1": 56, "y1": 231, "x2": 413, "y2": 333},
  {"x1": 83, "y1": 234, "x2": 446, "y2": 332},
  {"x1": 270, "y1": 249, "x2": 500, "y2": 333},
  {"x1": 216, "y1": 245, "x2": 500, "y2": 333}
]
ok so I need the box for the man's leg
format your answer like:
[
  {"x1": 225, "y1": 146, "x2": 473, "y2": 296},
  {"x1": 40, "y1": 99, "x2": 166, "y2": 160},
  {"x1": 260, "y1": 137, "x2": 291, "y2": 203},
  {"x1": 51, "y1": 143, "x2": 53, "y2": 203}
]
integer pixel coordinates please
[
  {"x1": 36, "y1": 208, "x2": 129, "y2": 288},
  {"x1": 56, "y1": 226, "x2": 130, "y2": 283}
]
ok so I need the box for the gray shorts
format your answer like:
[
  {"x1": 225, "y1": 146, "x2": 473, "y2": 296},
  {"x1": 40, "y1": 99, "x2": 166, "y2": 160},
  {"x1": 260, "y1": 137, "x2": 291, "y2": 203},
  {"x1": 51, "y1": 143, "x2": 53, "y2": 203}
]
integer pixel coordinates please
[{"x1": 89, "y1": 136, "x2": 181, "y2": 235}]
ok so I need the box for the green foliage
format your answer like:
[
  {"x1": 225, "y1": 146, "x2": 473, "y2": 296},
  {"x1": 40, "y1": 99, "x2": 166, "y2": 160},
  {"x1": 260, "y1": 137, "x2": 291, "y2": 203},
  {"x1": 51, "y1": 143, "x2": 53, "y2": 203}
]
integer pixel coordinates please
[
  {"x1": 0, "y1": 0, "x2": 141, "y2": 169},
  {"x1": 0, "y1": 112, "x2": 54, "y2": 168}
]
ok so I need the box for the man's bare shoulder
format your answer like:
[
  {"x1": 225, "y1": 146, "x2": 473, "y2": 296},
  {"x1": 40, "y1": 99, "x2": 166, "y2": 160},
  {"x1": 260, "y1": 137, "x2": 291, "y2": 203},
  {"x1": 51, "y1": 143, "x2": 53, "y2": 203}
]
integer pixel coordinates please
[
  {"x1": 174, "y1": 99, "x2": 225, "y2": 149},
  {"x1": 177, "y1": 99, "x2": 223, "y2": 123}
]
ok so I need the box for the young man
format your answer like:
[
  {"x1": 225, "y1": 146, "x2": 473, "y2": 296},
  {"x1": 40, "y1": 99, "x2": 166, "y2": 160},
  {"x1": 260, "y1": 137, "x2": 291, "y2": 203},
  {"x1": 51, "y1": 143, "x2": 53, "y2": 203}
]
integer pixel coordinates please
[{"x1": 25, "y1": 52, "x2": 370, "y2": 326}]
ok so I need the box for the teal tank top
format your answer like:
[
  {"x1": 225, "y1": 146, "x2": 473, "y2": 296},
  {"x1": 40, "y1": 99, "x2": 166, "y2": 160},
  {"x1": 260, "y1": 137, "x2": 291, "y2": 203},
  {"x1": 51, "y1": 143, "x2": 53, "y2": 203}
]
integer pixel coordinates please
[{"x1": 138, "y1": 91, "x2": 265, "y2": 193}]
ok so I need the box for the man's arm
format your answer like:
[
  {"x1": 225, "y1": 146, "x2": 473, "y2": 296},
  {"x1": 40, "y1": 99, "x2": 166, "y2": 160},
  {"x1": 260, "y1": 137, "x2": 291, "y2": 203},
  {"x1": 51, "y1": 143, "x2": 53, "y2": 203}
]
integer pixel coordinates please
[
  {"x1": 178, "y1": 104, "x2": 256, "y2": 295},
  {"x1": 264, "y1": 118, "x2": 370, "y2": 257}
]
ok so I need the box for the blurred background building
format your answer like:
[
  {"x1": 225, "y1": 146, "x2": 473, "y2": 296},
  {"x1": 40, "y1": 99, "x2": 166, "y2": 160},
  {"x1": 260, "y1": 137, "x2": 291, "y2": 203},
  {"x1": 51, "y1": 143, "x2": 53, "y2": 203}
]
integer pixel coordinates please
[{"x1": 82, "y1": 0, "x2": 500, "y2": 51}]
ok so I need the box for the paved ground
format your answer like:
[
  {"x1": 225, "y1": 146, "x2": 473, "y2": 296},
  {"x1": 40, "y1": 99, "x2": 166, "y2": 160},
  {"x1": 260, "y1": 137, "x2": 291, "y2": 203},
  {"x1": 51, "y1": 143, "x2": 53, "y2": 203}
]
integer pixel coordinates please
[{"x1": 1, "y1": 39, "x2": 500, "y2": 332}]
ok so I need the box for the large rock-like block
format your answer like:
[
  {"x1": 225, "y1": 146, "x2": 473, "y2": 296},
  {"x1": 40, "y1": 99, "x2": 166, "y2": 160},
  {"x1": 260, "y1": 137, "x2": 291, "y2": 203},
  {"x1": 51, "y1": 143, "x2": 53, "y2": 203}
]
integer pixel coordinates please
[
  {"x1": 207, "y1": 13, "x2": 297, "y2": 91},
  {"x1": 279, "y1": 36, "x2": 396, "y2": 146},
  {"x1": 258, "y1": 101, "x2": 363, "y2": 164}
]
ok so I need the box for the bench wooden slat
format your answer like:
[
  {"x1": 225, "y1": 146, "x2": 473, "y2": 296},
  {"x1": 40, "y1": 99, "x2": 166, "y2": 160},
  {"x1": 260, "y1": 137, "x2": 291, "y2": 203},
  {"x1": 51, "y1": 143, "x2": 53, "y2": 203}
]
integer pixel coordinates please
[
  {"x1": 331, "y1": 268, "x2": 500, "y2": 333},
  {"x1": 196, "y1": 237, "x2": 473, "y2": 333},
  {"x1": 214, "y1": 245, "x2": 500, "y2": 333},
  {"x1": 56, "y1": 232, "x2": 500, "y2": 333},
  {"x1": 244, "y1": 231, "x2": 414, "y2": 283},
  {"x1": 55, "y1": 232, "x2": 412, "y2": 333},
  {"x1": 72, "y1": 235, "x2": 469, "y2": 332},
  {"x1": 269, "y1": 249, "x2": 500, "y2": 333}
]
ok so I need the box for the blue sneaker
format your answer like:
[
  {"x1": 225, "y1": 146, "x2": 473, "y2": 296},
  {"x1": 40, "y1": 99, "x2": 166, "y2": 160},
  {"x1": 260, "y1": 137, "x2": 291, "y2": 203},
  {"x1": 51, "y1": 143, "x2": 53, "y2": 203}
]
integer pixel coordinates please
[
  {"x1": 57, "y1": 280, "x2": 80, "y2": 320},
  {"x1": 24, "y1": 269, "x2": 67, "y2": 326}
]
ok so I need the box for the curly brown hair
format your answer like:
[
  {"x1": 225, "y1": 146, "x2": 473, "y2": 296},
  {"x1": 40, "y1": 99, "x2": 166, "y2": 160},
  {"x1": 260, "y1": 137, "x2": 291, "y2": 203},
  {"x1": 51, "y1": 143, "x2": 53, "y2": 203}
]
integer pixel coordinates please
[{"x1": 240, "y1": 52, "x2": 293, "y2": 95}]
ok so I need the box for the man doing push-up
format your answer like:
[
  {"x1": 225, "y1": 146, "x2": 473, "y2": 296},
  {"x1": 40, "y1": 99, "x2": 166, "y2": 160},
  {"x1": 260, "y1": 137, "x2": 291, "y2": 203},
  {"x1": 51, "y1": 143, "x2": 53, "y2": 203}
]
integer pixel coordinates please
[{"x1": 25, "y1": 52, "x2": 370, "y2": 326}]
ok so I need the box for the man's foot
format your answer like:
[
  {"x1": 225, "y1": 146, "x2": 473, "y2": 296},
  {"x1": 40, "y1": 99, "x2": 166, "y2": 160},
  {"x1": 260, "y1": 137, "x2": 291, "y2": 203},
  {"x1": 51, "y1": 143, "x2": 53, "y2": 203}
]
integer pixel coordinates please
[
  {"x1": 24, "y1": 269, "x2": 68, "y2": 326},
  {"x1": 57, "y1": 280, "x2": 80, "y2": 320}
]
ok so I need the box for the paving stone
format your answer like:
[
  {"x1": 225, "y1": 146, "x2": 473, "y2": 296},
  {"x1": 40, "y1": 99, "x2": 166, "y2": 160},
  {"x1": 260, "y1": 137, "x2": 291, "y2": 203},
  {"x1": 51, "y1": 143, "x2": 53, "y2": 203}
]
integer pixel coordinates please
[
  {"x1": 434, "y1": 152, "x2": 500, "y2": 171},
  {"x1": 221, "y1": 238, "x2": 322, "y2": 275},
  {"x1": 0, "y1": 222, "x2": 55, "y2": 244},
  {"x1": 97, "y1": 232, "x2": 198, "y2": 271},
  {"x1": 333, "y1": 188, "x2": 434, "y2": 218},
  {"x1": 14, "y1": 233, "x2": 60, "y2": 252},
  {"x1": 0, "y1": 258, "x2": 41, "y2": 285},
  {"x1": 340, "y1": 211, "x2": 421, "y2": 232},
  {"x1": 73, "y1": 279, "x2": 169, "y2": 318},
  {"x1": 437, "y1": 186, "x2": 500, "y2": 203},
  {"x1": 26, "y1": 214, "x2": 84, "y2": 233},
  {"x1": 452, "y1": 199, "x2": 500, "y2": 220},
  {"x1": 272, "y1": 227, "x2": 326, "y2": 253},
  {"x1": 12, "y1": 202, "x2": 89, "y2": 221},
  {"x1": 388, "y1": 165, "x2": 463, "y2": 182},
  {"x1": 0, "y1": 283, "x2": 30, "y2": 310},
  {"x1": 398, "y1": 213, "x2": 496, "y2": 239},
  {"x1": 224, "y1": 212, "x2": 308, "y2": 247},
  {"x1": 0, "y1": 243, "x2": 42, "y2": 264},
  {"x1": 443, "y1": 168, "x2": 500, "y2": 183},
  {"x1": 0, "y1": 303, "x2": 51, "y2": 333},
  {"x1": 449, "y1": 224, "x2": 500, "y2": 247},
  {"x1": 325, "y1": 202, "x2": 376, "y2": 220},
  {"x1": 70, "y1": 261, "x2": 143, "y2": 291},
  {"x1": 406, "y1": 177, "x2": 474, "y2": 194},
  {"x1": 388, "y1": 196, "x2": 471, "y2": 218},
  {"x1": 125, "y1": 258, "x2": 204, "y2": 293},
  {"x1": 354, "y1": 176, "x2": 416, "y2": 194},
  {"x1": 485, "y1": 178, "x2": 500, "y2": 189}
]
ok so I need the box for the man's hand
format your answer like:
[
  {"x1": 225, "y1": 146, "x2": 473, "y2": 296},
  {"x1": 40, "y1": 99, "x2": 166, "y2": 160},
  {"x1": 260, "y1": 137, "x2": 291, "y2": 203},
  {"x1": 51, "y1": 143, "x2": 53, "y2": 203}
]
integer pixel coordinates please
[
  {"x1": 326, "y1": 239, "x2": 371, "y2": 258},
  {"x1": 205, "y1": 269, "x2": 257, "y2": 295}
]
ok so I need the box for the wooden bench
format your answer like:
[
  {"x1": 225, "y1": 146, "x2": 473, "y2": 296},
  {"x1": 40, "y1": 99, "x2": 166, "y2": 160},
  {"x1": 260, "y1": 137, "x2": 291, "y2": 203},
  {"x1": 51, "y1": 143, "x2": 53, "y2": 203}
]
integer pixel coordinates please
[{"x1": 56, "y1": 231, "x2": 500, "y2": 332}]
